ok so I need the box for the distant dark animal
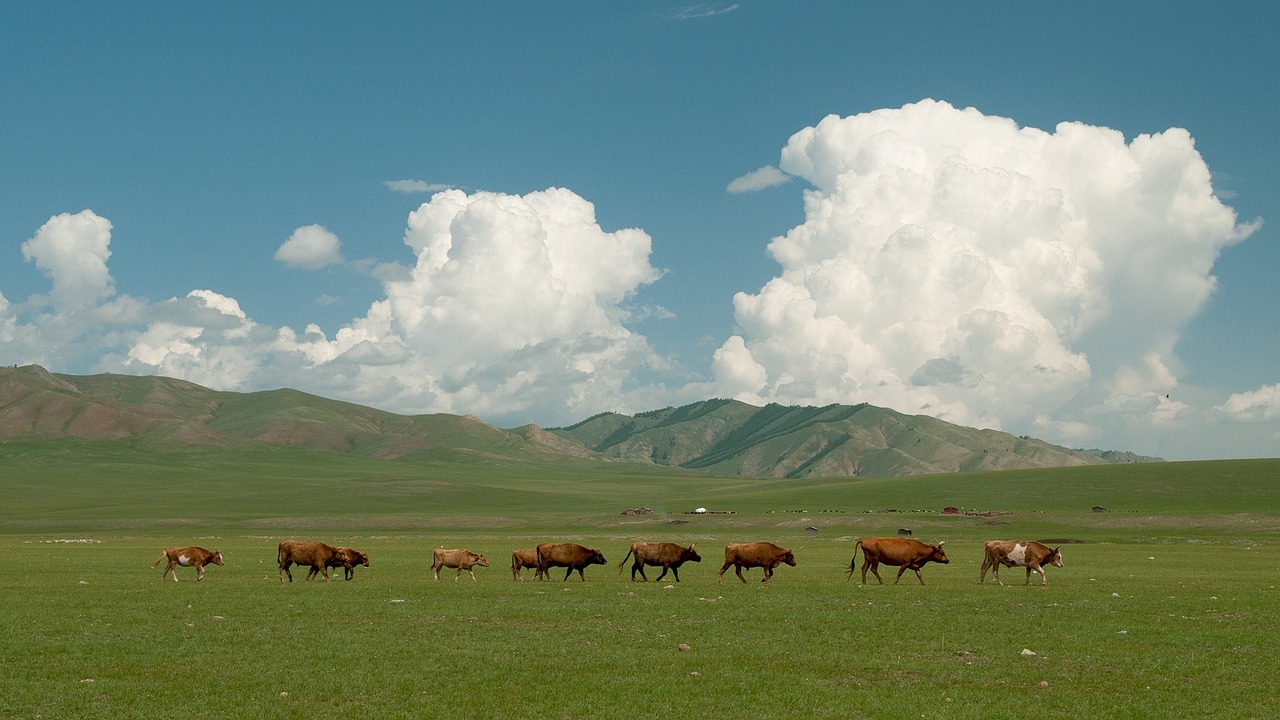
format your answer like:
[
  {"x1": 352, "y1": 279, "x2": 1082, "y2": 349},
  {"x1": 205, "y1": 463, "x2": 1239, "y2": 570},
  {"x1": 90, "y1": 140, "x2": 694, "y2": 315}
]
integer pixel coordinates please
[
  {"x1": 511, "y1": 549, "x2": 543, "y2": 581},
  {"x1": 617, "y1": 541, "x2": 701, "y2": 582},
  {"x1": 535, "y1": 542, "x2": 607, "y2": 582},
  {"x1": 717, "y1": 541, "x2": 796, "y2": 584},
  {"x1": 848, "y1": 537, "x2": 949, "y2": 585},
  {"x1": 980, "y1": 540, "x2": 1063, "y2": 586},
  {"x1": 433, "y1": 548, "x2": 490, "y2": 581},
  {"x1": 326, "y1": 546, "x2": 370, "y2": 581},
  {"x1": 897, "y1": 528, "x2": 912, "y2": 536},
  {"x1": 153, "y1": 546, "x2": 223, "y2": 582},
  {"x1": 277, "y1": 540, "x2": 344, "y2": 583}
]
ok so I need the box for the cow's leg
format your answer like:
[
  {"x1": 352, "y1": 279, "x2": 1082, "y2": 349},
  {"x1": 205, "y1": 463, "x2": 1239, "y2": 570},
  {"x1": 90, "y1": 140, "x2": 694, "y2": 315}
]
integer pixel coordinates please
[
  {"x1": 320, "y1": 565, "x2": 331, "y2": 582},
  {"x1": 432, "y1": 563, "x2": 441, "y2": 581},
  {"x1": 1025, "y1": 566, "x2": 1033, "y2": 585},
  {"x1": 894, "y1": 565, "x2": 909, "y2": 585},
  {"x1": 979, "y1": 557, "x2": 990, "y2": 584},
  {"x1": 468, "y1": 568, "x2": 478, "y2": 582},
  {"x1": 734, "y1": 564, "x2": 747, "y2": 583},
  {"x1": 993, "y1": 563, "x2": 1004, "y2": 586},
  {"x1": 717, "y1": 562, "x2": 732, "y2": 583},
  {"x1": 577, "y1": 567, "x2": 588, "y2": 582},
  {"x1": 761, "y1": 566, "x2": 772, "y2": 583},
  {"x1": 280, "y1": 562, "x2": 293, "y2": 583},
  {"x1": 667, "y1": 566, "x2": 679, "y2": 583},
  {"x1": 867, "y1": 561, "x2": 884, "y2": 585},
  {"x1": 165, "y1": 561, "x2": 178, "y2": 582},
  {"x1": 637, "y1": 563, "x2": 649, "y2": 582},
  {"x1": 196, "y1": 564, "x2": 205, "y2": 582},
  {"x1": 911, "y1": 567, "x2": 926, "y2": 585},
  {"x1": 305, "y1": 565, "x2": 319, "y2": 581}
]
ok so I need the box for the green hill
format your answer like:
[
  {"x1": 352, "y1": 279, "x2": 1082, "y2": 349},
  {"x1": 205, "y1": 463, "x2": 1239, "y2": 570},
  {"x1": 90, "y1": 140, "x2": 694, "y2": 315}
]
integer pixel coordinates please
[{"x1": 552, "y1": 399, "x2": 1151, "y2": 478}]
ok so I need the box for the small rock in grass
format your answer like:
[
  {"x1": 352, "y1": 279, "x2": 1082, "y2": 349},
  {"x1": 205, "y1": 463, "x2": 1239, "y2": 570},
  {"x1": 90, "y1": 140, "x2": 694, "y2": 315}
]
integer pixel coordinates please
[
  {"x1": 677, "y1": 643, "x2": 691, "y2": 652},
  {"x1": 1020, "y1": 648, "x2": 1036, "y2": 657},
  {"x1": 1039, "y1": 680, "x2": 1050, "y2": 689}
]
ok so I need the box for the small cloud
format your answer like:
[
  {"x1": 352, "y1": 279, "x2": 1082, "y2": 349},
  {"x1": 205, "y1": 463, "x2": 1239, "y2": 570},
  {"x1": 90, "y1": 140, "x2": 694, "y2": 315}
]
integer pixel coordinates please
[
  {"x1": 727, "y1": 165, "x2": 792, "y2": 194},
  {"x1": 383, "y1": 179, "x2": 454, "y2": 195},
  {"x1": 1217, "y1": 384, "x2": 1280, "y2": 421},
  {"x1": 315, "y1": 294, "x2": 340, "y2": 307},
  {"x1": 275, "y1": 225, "x2": 344, "y2": 270},
  {"x1": 670, "y1": 3, "x2": 739, "y2": 20}
]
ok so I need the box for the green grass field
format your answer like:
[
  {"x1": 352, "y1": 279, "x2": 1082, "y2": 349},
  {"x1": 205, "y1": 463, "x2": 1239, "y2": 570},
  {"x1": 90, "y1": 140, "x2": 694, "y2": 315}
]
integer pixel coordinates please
[{"x1": 2, "y1": 444, "x2": 1278, "y2": 718}]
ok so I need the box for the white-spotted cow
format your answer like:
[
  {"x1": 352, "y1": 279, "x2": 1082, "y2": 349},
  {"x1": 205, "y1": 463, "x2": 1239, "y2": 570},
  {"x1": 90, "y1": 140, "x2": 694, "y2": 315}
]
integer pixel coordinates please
[
  {"x1": 980, "y1": 540, "x2": 1063, "y2": 586},
  {"x1": 152, "y1": 546, "x2": 224, "y2": 582}
]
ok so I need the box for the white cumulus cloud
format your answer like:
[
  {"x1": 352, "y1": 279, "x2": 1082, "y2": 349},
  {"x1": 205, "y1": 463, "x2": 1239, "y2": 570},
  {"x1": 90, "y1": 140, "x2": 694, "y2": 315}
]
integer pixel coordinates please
[
  {"x1": 711, "y1": 99, "x2": 1258, "y2": 446},
  {"x1": 275, "y1": 225, "x2": 344, "y2": 270},
  {"x1": 383, "y1": 179, "x2": 453, "y2": 195},
  {"x1": 727, "y1": 165, "x2": 792, "y2": 193},
  {"x1": 1218, "y1": 385, "x2": 1280, "y2": 421},
  {"x1": 104, "y1": 187, "x2": 666, "y2": 424},
  {"x1": 21, "y1": 210, "x2": 115, "y2": 309}
]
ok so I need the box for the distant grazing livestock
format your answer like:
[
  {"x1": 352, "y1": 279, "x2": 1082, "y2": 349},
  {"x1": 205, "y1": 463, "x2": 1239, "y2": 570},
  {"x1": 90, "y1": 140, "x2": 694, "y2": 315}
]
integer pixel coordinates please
[
  {"x1": 535, "y1": 542, "x2": 607, "y2": 582},
  {"x1": 326, "y1": 547, "x2": 370, "y2": 581},
  {"x1": 980, "y1": 541, "x2": 1063, "y2": 586},
  {"x1": 618, "y1": 541, "x2": 701, "y2": 582},
  {"x1": 718, "y1": 541, "x2": 796, "y2": 584},
  {"x1": 433, "y1": 548, "x2": 490, "y2": 582},
  {"x1": 153, "y1": 546, "x2": 223, "y2": 582},
  {"x1": 277, "y1": 540, "x2": 344, "y2": 583},
  {"x1": 511, "y1": 549, "x2": 542, "y2": 581},
  {"x1": 848, "y1": 537, "x2": 949, "y2": 585}
]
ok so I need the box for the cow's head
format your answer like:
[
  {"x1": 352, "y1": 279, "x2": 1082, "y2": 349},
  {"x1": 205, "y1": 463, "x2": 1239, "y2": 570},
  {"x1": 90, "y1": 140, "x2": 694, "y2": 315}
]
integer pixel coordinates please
[
  {"x1": 931, "y1": 542, "x2": 950, "y2": 564},
  {"x1": 684, "y1": 545, "x2": 702, "y2": 563},
  {"x1": 211, "y1": 551, "x2": 225, "y2": 566},
  {"x1": 352, "y1": 550, "x2": 370, "y2": 567},
  {"x1": 588, "y1": 549, "x2": 607, "y2": 566},
  {"x1": 475, "y1": 554, "x2": 490, "y2": 568},
  {"x1": 780, "y1": 550, "x2": 797, "y2": 567},
  {"x1": 1047, "y1": 547, "x2": 1064, "y2": 568}
]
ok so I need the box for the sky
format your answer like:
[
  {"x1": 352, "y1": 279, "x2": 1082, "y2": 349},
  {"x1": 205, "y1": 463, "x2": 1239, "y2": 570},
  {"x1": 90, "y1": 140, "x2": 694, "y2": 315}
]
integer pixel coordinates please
[{"x1": 2, "y1": 3, "x2": 1278, "y2": 462}]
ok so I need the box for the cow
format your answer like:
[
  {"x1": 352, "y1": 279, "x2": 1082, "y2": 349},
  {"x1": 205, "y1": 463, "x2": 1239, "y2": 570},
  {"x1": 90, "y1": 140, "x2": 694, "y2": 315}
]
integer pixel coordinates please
[
  {"x1": 848, "y1": 537, "x2": 949, "y2": 585},
  {"x1": 277, "y1": 540, "x2": 344, "y2": 583},
  {"x1": 511, "y1": 548, "x2": 543, "y2": 581},
  {"x1": 433, "y1": 548, "x2": 490, "y2": 582},
  {"x1": 980, "y1": 540, "x2": 1063, "y2": 586},
  {"x1": 152, "y1": 546, "x2": 223, "y2": 582},
  {"x1": 535, "y1": 542, "x2": 607, "y2": 582},
  {"x1": 617, "y1": 541, "x2": 701, "y2": 582},
  {"x1": 326, "y1": 546, "x2": 370, "y2": 581},
  {"x1": 717, "y1": 541, "x2": 796, "y2": 584}
]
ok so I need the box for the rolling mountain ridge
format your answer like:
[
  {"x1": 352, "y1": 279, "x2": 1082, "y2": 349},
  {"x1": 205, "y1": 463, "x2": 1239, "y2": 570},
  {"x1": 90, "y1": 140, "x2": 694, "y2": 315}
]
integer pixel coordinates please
[{"x1": 0, "y1": 365, "x2": 1158, "y2": 477}]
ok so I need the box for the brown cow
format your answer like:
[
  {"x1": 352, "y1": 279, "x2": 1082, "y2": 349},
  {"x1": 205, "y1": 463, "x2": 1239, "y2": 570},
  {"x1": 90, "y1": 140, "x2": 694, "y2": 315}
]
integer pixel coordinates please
[
  {"x1": 980, "y1": 540, "x2": 1063, "y2": 586},
  {"x1": 848, "y1": 536, "x2": 949, "y2": 585},
  {"x1": 511, "y1": 548, "x2": 544, "y2": 581},
  {"x1": 433, "y1": 548, "x2": 490, "y2": 582},
  {"x1": 535, "y1": 542, "x2": 607, "y2": 582},
  {"x1": 326, "y1": 546, "x2": 370, "y2": 581},
  {"x1": 717, "y1": 541, "x2": 796, "y2": 584},
  {"x1": 618, "y1": 541, "x2": 701, "y2": 582},
  {"x1": 277, "y1": 540, "x2": 343, "y2": 583},
  {"x1": 152, "y1": 546, "x2": 223, "y2": 582}
]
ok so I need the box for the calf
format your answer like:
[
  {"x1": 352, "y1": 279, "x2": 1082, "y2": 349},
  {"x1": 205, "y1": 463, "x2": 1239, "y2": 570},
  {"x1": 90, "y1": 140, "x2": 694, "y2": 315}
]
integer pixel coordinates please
[
  {"x1": 152, "y1": 546, "x2": 223, "y2": 582},
  {"x1": 433, "y1": 548, "x2": 490, "y2": 581},
  {"x1": 717, "y1": 541, "x2": 796, "y2": 584},
  {"x1": 848, "y1": 536, "x2": 949, "y2": 585},
  {"x1": 535, "y1": 542, "x2": 607, "y2": 582},
  {"x1": 980, "y1": 540, "x2": 1063, "y2": 586},
  {"x1": 618, "y1": 541, "x2": 701, "y2": 582},
  {"x1": 511, "y1": 548, "x2": 543, "y2": 581},
  {"x1": 326, "y1": 546, "x2": 370, "y2": 581},
  {"x1": 277, "y1": 540, "x2": 343, "y2": 583}
]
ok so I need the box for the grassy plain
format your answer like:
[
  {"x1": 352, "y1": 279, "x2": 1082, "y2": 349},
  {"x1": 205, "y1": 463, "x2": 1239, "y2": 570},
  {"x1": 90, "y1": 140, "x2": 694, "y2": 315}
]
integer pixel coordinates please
[{"x1": 1, "y1": 443, "x2": 1278, "y2": 718}]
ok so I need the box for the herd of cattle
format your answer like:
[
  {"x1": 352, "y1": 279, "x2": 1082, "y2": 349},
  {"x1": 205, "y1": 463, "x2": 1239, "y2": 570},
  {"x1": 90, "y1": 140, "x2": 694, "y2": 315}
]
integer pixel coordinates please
[{"x1": 153, "y1": 537, "x2": 1065, "y2": 587}]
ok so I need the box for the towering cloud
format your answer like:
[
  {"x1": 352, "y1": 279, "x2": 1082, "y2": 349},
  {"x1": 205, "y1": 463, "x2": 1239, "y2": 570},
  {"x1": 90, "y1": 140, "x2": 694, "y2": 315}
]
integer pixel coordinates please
[
  {"x1": 21, "y1": 210, "x2": 115, "y2": 309},
  {"x1": 713, "y1": 100, "x2": 1257, "y2": 444}
]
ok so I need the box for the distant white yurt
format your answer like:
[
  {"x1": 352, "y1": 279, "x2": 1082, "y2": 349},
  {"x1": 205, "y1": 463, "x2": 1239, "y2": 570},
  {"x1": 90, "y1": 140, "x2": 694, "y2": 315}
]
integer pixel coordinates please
[{"x1": 694, "y1": 507, "x2": 707, "y2": 514}]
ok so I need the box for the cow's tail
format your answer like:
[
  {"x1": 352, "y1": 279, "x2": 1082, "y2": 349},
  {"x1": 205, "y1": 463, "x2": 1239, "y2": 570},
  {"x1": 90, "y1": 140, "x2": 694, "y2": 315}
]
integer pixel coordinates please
[
  {"x1": 152, "y1": 552, "x2": 166, "y2": 568},
  {"x1": 616, "y1": 547, "x2": 635, "y2": 573},
  {"x1": 845, "y1": 541, "x2": 860, "y2": 580}
]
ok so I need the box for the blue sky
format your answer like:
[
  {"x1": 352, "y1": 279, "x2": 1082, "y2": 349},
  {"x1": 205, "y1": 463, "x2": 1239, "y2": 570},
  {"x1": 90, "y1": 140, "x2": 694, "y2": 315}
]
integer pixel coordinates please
[{"x1": 2, "y1": 3, "x2": 1278, "y2": 461}]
